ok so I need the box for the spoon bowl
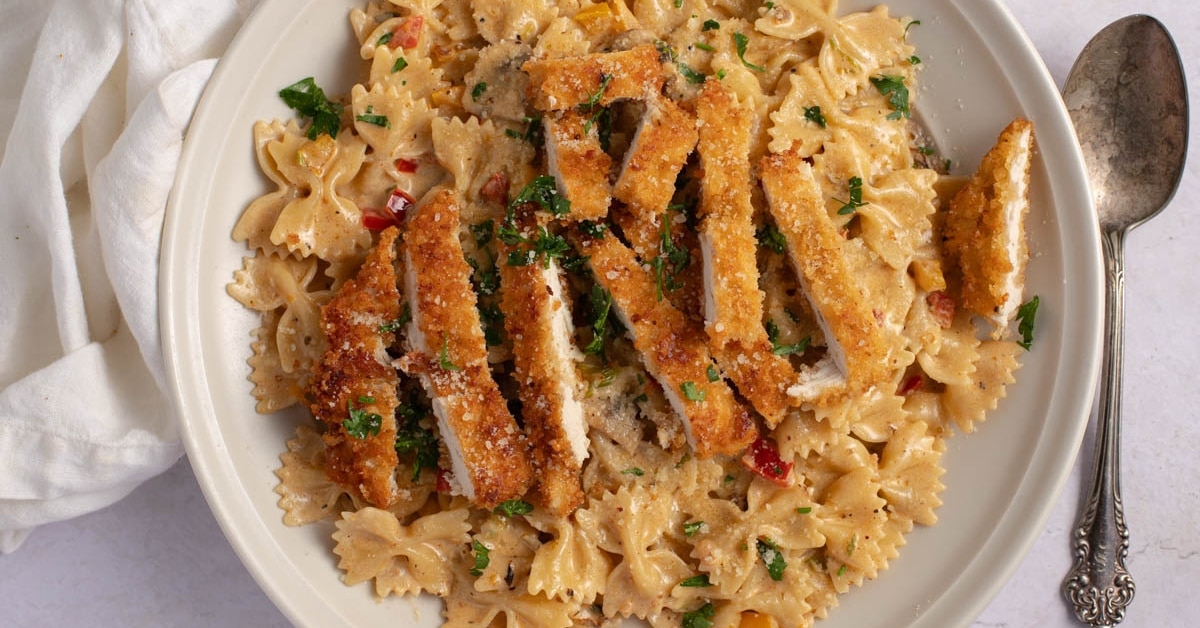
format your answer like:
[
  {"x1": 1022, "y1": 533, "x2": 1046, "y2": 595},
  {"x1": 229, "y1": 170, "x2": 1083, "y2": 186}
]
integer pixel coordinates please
[{"x1": 1060, "y1": 14, "x2": 1188, "y2": 627}]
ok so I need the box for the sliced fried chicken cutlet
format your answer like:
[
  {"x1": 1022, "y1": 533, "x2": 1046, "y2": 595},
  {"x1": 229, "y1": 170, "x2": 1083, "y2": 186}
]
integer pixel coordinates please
[
  {"x1": 522, "y1": 44, "x2": 665, "y2": 111},
  {"x1": 497, "y1": 207, "x2": 589, "y2": 516},
  {"x1": 307, "y1": 227, "x2": 402, "y2": 508},
  {"x1": 574, "y1": 226, "x2": 758, "y2": 458},
  {"x1": 695, "y1": 81, "x2": 798, "y2": 427},
  {"x1": 397, "y1": 189, "x2": 533, "y2": 509},
  {"x1": 943, "y1": 118, "x2": 1036, "y2": 338},
  {"x1": 543, "y1": 109, "x2": 613, "y2": 222},
  {"x1": 760, "y1": 151, "x2": 893, "y2": 403}
]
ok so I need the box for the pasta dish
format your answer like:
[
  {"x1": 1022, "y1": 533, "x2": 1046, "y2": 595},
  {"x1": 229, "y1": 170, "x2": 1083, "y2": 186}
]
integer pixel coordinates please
[{"x1": 225, "y1": 0, "x2": 1038, "y2": 625}]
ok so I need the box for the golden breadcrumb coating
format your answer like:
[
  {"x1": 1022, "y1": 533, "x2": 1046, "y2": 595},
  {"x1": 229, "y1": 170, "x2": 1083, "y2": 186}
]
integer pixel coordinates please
[
  {"x1": 575, "y1": 227, "x2": 758, "y2": 458},
  {"x1": 943, "y1": 118, "x2": 1035, "y2": 338},
  {"x1": 522, "y1": 44, "x2": 664, "y2": 111},
  {"x1": 543, "y1": 109, "x2": 613, "y2": 222},
  {"x1": 696, "y1": 81, "x2": 798, "y2": 427},
  {"x1": 307, "y1": 227, "x2": 402, "y2": 508},
  {"x1": 498, "y1": 208, "x2": 588, "y2": 516},
  {"x1": 760, "y1": 150, "x2": 893, "y2": 402},
  {"x1": 398, "y1": 189, "x2": 533, "y2": 509}
]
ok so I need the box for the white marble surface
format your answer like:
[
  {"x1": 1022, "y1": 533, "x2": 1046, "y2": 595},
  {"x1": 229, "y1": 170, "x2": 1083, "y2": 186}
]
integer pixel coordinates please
[{"x1": 2, "y1": 1, "x2": 1197, "y2": 626}]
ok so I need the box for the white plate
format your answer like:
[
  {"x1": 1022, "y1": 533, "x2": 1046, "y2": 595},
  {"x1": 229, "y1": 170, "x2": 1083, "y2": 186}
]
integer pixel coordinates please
[{"x1": 160, "y1": 0, "x2": 1103, "y2": 626}]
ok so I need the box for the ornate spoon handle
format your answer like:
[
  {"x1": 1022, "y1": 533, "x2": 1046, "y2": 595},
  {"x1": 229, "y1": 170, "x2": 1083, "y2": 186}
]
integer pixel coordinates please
[{"x1": 1062, "y1": 228, "x2": 1135, "y2": 626}]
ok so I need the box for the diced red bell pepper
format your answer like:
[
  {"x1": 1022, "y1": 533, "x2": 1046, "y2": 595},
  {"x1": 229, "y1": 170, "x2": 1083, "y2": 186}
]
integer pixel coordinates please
[
  {"x1": 480, "y1": 172, "x2": 509, "y2": 205},
  {"x1": 741, "y1": 436, "x2": 794, "y2": 487},
  {"x1": 361, "y1": 187, "x2": 416, "y2": 231},
  {"x1": 436, "y1": 468, "x2": 452, "y2": 493},
  {"x1": 387, "y1": 15, "x2": 424, "y2": 50},
  {"x1": 926, "y1": 290, "x2": 955, "y2": 328},
  {"x1": 395, "y1": 157, "x2": 420, "y2": 173},
  {"x1": 898, "y1": 373, "x2": 924, "y2": 396}
]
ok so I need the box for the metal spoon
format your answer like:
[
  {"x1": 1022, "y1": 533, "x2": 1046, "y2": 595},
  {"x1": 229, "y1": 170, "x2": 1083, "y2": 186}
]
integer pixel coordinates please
[{"x1": 1060, "y1": 15, "x2": 1188, "y2": 627}]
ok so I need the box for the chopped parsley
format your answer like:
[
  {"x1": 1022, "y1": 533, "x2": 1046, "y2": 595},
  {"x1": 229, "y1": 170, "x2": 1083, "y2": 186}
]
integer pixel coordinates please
[
  {"x1": 706, "y1": 364, "x2": 720, "y2": 382},
  {"x1": 679, "y1": 574, "x2": 712, "y2": 588},
  {"x1": 909, "y1": 55, "x2": 922, "y2": 65},
  {"x1": 503, "y1": 226, "x2": 570, "y2": 268},
  {"x1": 756, "y1": 223, "x2": 787, "y2": 254},
  {"x1": 652, "y1": 210, "x2": 690, "y2": 300},
  {"x1": 479, "y1": 301, "x2": 505, "y2": 346},
  {"x1": 695, "y1": 42, "x2": 715, "y2": 52},
  {"x1": 837, "y1": 564, "x2": 848, "y2": 577},
  {"x1": 681, "y1": 381, "x2": 706, "y2": 402},
  {"x1": 379, "y1": 303, "x2": 411, "y2": 334},
  {"x1": 847, "y1": 533, "x2": 858, "y2": 557},
  {"x1": 438, "y1": 335, "x2": 461, "y2": 372},
  {"x1": 493, "y1": 499, "x2": 534, "y2": 517},
  {"x1": 677, "y1": 62, "x2": 707, "y2": 84},
  {"x1": 583, "y1": 73, "x2": 613, "y2": 109},
  {"x1": 585, "y1": 285, "x2": 613, "y2": 356},
  {"x1": 702, "y1": 19, "x2": 720, "y2": 31},
  {"x1": 870, "y1": 75, "x2": 911, "y2": 120},
  {"x1": 505, "y1": 116, "x2": 544, "y2": 146},
  {"x1": 391, "y1": 57, "x2": 408, "y2": 73},
  {"x1": 621, "y1": 467, "x2": 645, "y2": 476},
  {"x1": 904, "y1": 19, "x2": 921, "y2": 38},
  {"x1": 804, "y1": 105, "x2": 828, "y2": 128},
  {"x1": 682, "y1": 602, "x2": 715, "y2": 628},
  {"x1": 355, "y1": 105, "x2": 391, "y2": 128},
  {"x1": 394, "y1": 399, "x2": 438, "y2": 481},
  {"x1": 579, "y1": 220, "x2": 608, "y2": 239},
  {"x1": 766, "y1": 320, "x2": 809, "y2": 356},
  {"x1": 376, "y1": 31, "x2": 394, "y2": 47},
  {"x1": 756, "y1": 538, "x2": 787, "y2": 581},
  {"x1": 344, "y1": 397, "x2": 383, "y2": 439},
  {"x1": 733, "y1": 32, "x2": 765, "y2": 72},
  {"x1": 796, "y1": 506, "x2": 813, "y2": 514},
  {"x1": 1016, "y1": 295, "x2": 1040, "y2": 350},
  {"x1": 471, "y1": 82, "x2": 487, "y2": 102},
  {"x1": 278, "y1": 77, "x2": 344, "y2": 140},
  {"x1": 472, "y1": 219, "x2": 495, "y2": 247},
  {"x1": 673, "y1": 0, "x2": 684, "y2": 7},
  {"x1": 469, "y1": 539, "x2": 490, "y2": 577},
  {"x1": 835, "y1": 176, "x2": 868, "y2": 215},
  {"x1": 509, "y1": 175, "x2": 570, "y2": 217},
  {"x1": 683, "y1": 520, "x2": 706, "y2": 537}
]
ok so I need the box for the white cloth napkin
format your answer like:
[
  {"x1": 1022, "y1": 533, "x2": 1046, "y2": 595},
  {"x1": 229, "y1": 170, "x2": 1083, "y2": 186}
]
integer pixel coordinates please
[{"x1": 0, "y1": 0, "x2": 257, "y2": 552}]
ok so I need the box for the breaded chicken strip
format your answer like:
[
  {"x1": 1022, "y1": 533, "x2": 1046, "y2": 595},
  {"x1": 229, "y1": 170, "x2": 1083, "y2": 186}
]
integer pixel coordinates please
[
  {"x1": 543, "y1": 109, "x2": 613, "y2": 222},
  {"x1": 574, "y1": 226, "x2": 757, "y2": 457},
  {"x1": 497, "y1": 208, "x2": 589, "y2": 515},
  {"x1": 695, "y1": 82, "x2": 798, "y2": 427},
  {"x1": 397, "y1": 189, "x2": 533, "y2": 509},
  {"x1": 307, "y1": 227, "x2": 402, "y2": 508},
  {"x1": 522, "y1": 44, "x2": 664, "y2": 111},
  {"x1": 760, "y1": 151, "x2": 892, "y2": 403},
  {"x1": 943, "y1": 118, "x2": 1036, "y2": 338}
]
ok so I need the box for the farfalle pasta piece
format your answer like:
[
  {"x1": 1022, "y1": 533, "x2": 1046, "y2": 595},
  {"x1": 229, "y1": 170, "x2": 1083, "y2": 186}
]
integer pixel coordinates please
[
  {"x1": 941, "y1": 339, "x2": 1023, "y2": 433},
  {"x1": 232, "y1": 120, "x2": 298, "y2": 256},
  {"x1": 228, "y1": 252, "x2": 331, "y2": 374},
  {"x1": 352, "y1": 83, "x2": 438, "y2": 163},
  {"x1": 431, "y1": 116, "x2": 537, "y2": 206},
  {"x1": 443, "y1": 567, "x2": 579, "y2": 628},
  {"x1": 876, "y1": 419, "x2": 945, "y2": 526},
  {"x1": 815, "y1": 6, "x2": 915, "y2": 100},
  {"x1": 915, "y1": 313, "x2": 981, "y2": 388},
  {"x1": 275, "y1": 425, "x2": 359, "y2": 525},
  {"x1": 245, "y1": 311, "x2": 306, "y2": 412},
  {"x1": 856, "y1": 168, "x2": 939, "y2": 271},
  {"x1": 526, "y1": 508, "x2": 613, "y2": 605},
  {"x1": 474, "y1": 0, "x2": 559, "y2": 45},
  {"x1": 333, "y1": 506, "x2": 471, "y2": 597}
]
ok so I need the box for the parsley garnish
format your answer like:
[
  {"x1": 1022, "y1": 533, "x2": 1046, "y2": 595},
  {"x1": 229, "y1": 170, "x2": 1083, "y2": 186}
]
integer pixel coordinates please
[
  {"x1": 505, "y1": 116, "x2": 544, "y2": 146},
  {"x1": 837, "y1": 564, "x2": 848, "y2": 577},
  {"x1": 391, "y1": 57, "x2": 408, "y2": 73},
  {"x1": 796, "y1": 506, "x2": 812, "y2": 514},
  {"x1": 621, "y1": 467, "x2": 645, "y2": 476},
  {"x1": 756, "y1": 223, "x2": 787, "y2": 254},
  {"x1": 765, "y1": 320, "x2": 808, "y2": 356},
  {"x1": 804, "y1": 105, "x2": 828, "y2": 128},
  {"x1": 904, "y1": 19, "x2": 921, "y2": 38},
  {"x1": 706, "y1": 364, "x2": 720, "y2": 382},
  {"x1": 756, "y1": 538, "x2": 787, "y2": 581},
  {"x1": 493, "y1": 499, "x2": 534, "y2": 517},
  {"x1": 695, "y1": 42, "x2": 715, "y2": 52},
  {"x1": 681, "y1": 381, "x2": 706, "y2": 402},
  {"x1": 682, "y1": 602, "x2": 715, "y2": 628},
  {"x1": 469, "y1": 539, "x2": 490, "y2": 577},
  {"x1": 504, "y1": 226, "x2": 570, "y2": 268},
  {"x1": 394, "y1": 400, "x2": 438, "y2": 481},
  {"x1": 1016, "y1": 295, "x2": 1039, "y2": 350},
  {"x1": 279, "y1": 77, "x2": 344, "y2": 140},
  {"x1": 835, "y1": 176, "x2": 867, "y2": 215},
  {"x1": 509, "y1": 175, "x2": 570, "y2": 217},
  {"x1": 652, "y1": 209, "x2": 690, "y2": 300},
  {"x1": 677, "y1": 63, "x2": 708, "y2": 84},
  {"x1": 702, "y1": 19, "x2": 720, "y2": 31},
  {"x1": 344, "y1": 398, "x2": 383, "y2": 439},
  {"x1": 579, "y1": 220, "x2": 607, "y2": 239},
  {"x1": 472, "y1": 219, "x2": 495, "y2": 247},
  {"x1": 438, "y1": 335, "x2": 461, "y2": 371},
  {"x1": 379, "y1": 303, "x2": 411, "y2": 334},
  {"x1": 355, "y1": 105, "x2": 391, "y2": 128},
  {"x1": 847, "y1": 533, "x2": 858, "y2": 557},
  {"x1": 585, "y1": 284, "x2": 612, "y2": 356},
  {"x1": 909, "y1": 55, "x2": 922, "y2": 65},
  {"x1": 376, "y1": 32, "x2": 394, "y2": 47},
  {"x1": 471, "y1": 82, "x2": 487, "y2": 102},
  {"x1": 583, "y1": 74, "x2": 613, "y2": 109},
  {"x1": 870, "y1": 75, "x2": 911, "y2": 120},
  {"x1": 733, "y1": 33, "x2": 765, "y2": 72},
  {"x1": 680, "y1": 574, "x2": 712, "y2": 588},
  {"x1": 683, "y1": 521, "x2": 706, "y2": 537},
  {"x1": 479, "y1": 301, "x2": 505, "y2": 346},
  {"x1": 673, "y1": 0, "x2": 684, "y2": 7}
]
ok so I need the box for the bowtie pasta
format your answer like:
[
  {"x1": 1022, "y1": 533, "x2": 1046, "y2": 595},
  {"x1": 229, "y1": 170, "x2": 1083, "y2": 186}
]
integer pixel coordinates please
[{"x1": 226, "y1": 0, "x2": 1037, "y2": 626}]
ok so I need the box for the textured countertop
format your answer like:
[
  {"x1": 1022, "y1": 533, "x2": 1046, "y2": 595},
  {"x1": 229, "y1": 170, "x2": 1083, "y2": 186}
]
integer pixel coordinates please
[{"x1": 2, "y1": 1, "x2": 1196, "y2": 626}]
